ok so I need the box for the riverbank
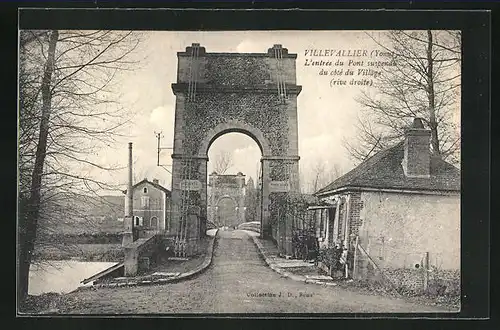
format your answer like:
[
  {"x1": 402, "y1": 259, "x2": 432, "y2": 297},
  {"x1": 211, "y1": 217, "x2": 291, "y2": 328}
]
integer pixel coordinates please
[
  {"x1": 33, "y1": 243, "x2": 123, "y2": 262},
  {"x1": 21, "y1": 292, "x2": 69, "y2": 314},
  {"x1": 20, "y1": 232, "x2": 219, "y2": 314}
]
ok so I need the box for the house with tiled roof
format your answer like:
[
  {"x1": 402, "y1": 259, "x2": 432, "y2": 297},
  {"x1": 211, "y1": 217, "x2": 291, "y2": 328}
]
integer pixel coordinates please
[
  {"x1": 122, "y1": 178, "x2": 172, "y2": 237},
  {"x1": 314, "y1": 118, "x2": 460, "y2": 287}
]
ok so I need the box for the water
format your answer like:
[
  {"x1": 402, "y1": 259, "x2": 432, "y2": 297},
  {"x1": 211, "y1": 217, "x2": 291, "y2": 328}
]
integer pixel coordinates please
[
  {"x1": 206, "y1": 229, "x2": 218, "y2": 237},
  {"x1": 28, "y1": 260, "x2": 118, "y2": 296}
]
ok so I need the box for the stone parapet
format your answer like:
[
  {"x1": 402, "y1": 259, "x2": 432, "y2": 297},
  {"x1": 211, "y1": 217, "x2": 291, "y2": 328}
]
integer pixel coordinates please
[
  {"x1": 75, "y1": 230, "x2": 219, "y2": 290},
  {"x1": 123, "y1": 234, "x2": 163, "y2": 277}
]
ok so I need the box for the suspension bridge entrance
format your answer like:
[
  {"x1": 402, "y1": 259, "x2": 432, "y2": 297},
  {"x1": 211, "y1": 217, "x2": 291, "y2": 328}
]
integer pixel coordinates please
[{"x1": 169, "y1": 43, "x2": 302, "y2": 257}]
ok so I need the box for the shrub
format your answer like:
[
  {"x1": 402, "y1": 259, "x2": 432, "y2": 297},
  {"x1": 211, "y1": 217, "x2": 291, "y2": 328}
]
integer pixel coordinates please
[
  {"x1": 292, "y1": 229, "x2": 319, "y2": 261},
  {"x1": 429, "y1": 268, "x2": 460, "y2": 296},
  {"x1": 318, "y1": 246, "x2": 343, "y2": 270}
]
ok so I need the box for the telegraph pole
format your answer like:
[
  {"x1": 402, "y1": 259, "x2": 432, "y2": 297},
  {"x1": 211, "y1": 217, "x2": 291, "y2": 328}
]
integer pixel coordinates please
[
  {"x1": 154, "y1": 131, "x2": 174, "y2": 173},
  {"x1": 155, "y1": 131, "x2": 162, "y2": 166}
]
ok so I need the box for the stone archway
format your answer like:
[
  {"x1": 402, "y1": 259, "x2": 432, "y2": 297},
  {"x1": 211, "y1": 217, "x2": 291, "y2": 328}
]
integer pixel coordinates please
[
  {"x1": 169, "y1": 43, "x2": 301, "y2": 257},
  {"x1": 208, "y1": 171, "x2": 247, "y2": 228},
  {"x1": 214, "y1": 195, "x2": 238, "y2": 228},
  {"x1": 199, "y1": 120, "x2": 272, "y2": 158}
]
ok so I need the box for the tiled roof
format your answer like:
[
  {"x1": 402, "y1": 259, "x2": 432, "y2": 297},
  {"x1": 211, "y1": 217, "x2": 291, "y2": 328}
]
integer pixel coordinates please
[
  {"x1": 123, "y1": 179, "x2": 171, "y2": 195},
  {"x1": 315, "y1": 142, "x2": 460, "y2": 195}
]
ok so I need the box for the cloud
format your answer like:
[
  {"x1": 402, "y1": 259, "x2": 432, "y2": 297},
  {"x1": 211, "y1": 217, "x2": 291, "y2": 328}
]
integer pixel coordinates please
[
  {"x1": 236, "y1": 40, "x2": 262, "y2": 53},
  {"x1": 149, "y1": 106, "x2": 172, "y2": 127},
  {"x1": 149, "y1": 105, "x2": 175, "y2": 141},
  {"x1": 232, "y1": 145, "x2": 261, "y2": 177}
]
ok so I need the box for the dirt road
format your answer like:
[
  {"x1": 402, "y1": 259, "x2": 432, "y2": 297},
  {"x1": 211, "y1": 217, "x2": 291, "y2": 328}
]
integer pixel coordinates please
[{"x1": 57, "y1": 230, "x2": 454, "y2": 314}]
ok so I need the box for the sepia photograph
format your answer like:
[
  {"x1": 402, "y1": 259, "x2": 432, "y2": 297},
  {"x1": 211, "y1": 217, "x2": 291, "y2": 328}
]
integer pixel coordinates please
[{"x1": 17, "y1": 14, "x2": 468, "y2": 315}]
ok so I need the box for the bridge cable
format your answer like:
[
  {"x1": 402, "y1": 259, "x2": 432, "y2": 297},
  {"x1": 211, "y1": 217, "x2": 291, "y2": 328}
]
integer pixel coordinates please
[
  {"x1": 177, "y1": 44, "x2": 198, "y2": 256},
  {"x1": 176, "y1": 159, "x2": 185, "y2": 256},
  {"x1": 187, "y1": 44, "x2": 195, "y2": 102},
  {"x1": 192, "y1": 44, "x2": 199, "y2": 102},
  {"x1": 176, "y1": 158, "x2": 188, "y2": 257},
  {"x1": 275, "y1": 45, "x2": 287, "y2": 104},
  {"x1": 279, "y1": 46, "x2": 287, "y2": 102},
  {"x1": 274, "y1": 47, "x2": 282, "y2": 102},
  {"x1": 182, "y1": 158, "x2": 193, "y2": 257},
  {"x1": 179, "y1": 159, "x2": 188, "y2": 257}
]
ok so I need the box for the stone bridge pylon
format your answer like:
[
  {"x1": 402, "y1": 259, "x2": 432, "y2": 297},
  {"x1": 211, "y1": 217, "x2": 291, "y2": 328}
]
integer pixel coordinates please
[{"x1": 169, "y1": 43, "x2": 301, "y2": 257}]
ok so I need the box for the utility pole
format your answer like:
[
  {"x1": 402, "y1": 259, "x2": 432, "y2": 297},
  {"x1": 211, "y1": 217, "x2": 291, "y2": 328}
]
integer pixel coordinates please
[
  {"x1": 154, "y1": 131, "x2": 174, "y2": 173},
  {"x1": 155, "y1": 131, "x2": 162, "y2": 166}
]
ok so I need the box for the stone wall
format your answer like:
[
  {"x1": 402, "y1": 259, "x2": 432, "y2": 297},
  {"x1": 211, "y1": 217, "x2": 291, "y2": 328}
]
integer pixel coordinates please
[
  {"x1": 348, "y1": 192, "x2": 364, "y2": 237},
  {"x1": 323, "y1": 189, "x2": 460, "y2": 292},
  {"x1": 176, "y1": 48, "x2": 297, "y2": 87},
  {"x1": 124, "y1": 234, "x2": 164, "y2": 276},
  {"x1": 176, "y1": 93, "x2": 297, "y2": 157},
  {"x1": 357, "y1": 190, "x2": 460, "y2": 270}
]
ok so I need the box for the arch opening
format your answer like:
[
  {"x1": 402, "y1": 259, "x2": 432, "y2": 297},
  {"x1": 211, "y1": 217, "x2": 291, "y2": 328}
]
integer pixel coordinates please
[
  {"x1": 206, "y1": 132, "x2": 263, "y2": 232},
  {"x1": 198, "y1": 120, "x2": 272, "y2": 159},
  {"x1": 215, "y1": 194, "x2": 238, "y2": 206}
]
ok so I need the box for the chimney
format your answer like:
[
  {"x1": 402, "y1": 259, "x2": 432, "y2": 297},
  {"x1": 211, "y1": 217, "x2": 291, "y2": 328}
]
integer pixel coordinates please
[
  {"x1": 153, "y1": 178, "x2": 159, "y2": 185},
  {"x1": 126, "y1": 142, "x2": 133, "y2": 216},
  {"x1": 402, "y1": 118, "x2": 431, "y2": 178},
  {"x1": 123, "y1": 142, "x2": 135, "y2": 246}
]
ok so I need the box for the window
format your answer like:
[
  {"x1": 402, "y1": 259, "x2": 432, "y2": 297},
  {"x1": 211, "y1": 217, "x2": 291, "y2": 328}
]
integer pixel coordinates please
[
  {"x1": 151, "y1": 216, "x2": 158, "y2": 229},
  {"x1": 141, "y1": 196, "x2": 150, "y2": 208},
  {"x1": 133, "y1": 216, "x2": 145, "y2": 226},
  {"x1": 143, "y1": 187, "x2": 148, "y2": 194}
]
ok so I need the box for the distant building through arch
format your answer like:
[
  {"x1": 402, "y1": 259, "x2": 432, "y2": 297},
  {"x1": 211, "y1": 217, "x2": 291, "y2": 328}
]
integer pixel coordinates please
[{"x1": 207, "y1": 172, "x2": 246, "y2": 228}]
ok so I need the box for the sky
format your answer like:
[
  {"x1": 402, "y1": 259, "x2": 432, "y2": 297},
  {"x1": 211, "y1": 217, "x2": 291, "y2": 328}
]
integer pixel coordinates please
[{"x1": 84, "y1": 30, "x2": 459, "y2": 194}]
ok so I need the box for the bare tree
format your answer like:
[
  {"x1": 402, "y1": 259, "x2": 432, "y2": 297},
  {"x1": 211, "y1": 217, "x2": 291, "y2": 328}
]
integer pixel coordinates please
[
  {"x1": 18, "y1": 30, "x2": 142, "y2": 305},
  {"x1": 213, "y1": 150, "x2": 234, "y2": 174},
  {"x1": 301, "y1": 160, "x2": 343, "y2": 194},
  {"x1": 344, "y1": 30, "x2": 461, "y2": 166},
  {"x1": 133, "y1": 164, "x2": 152, "y2": 184}
]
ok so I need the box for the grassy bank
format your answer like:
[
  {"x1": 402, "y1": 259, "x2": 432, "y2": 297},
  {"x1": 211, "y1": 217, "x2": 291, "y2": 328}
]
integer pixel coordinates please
[
  {"x1": 34, "y1": 243, "x2": 124, "y2": 262},
  {"x1": 20, "y1": 292, "x2": 66, "y2": 314},
  {"x1": 42, "y1": 233, "x2": 122, "y2": 244},
  {"x1": 336, "y1": 278, "x2": 461, "y2": 311}
]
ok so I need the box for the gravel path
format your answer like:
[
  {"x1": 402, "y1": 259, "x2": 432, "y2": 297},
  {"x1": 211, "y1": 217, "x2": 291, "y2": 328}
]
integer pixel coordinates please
[{"x1": 57, "y1": 230, "x2": 454, "y2": 314}]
